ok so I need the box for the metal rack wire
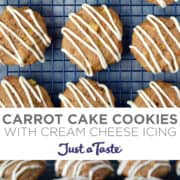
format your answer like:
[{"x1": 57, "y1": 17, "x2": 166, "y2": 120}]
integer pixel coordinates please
[{"x1": 0, "y1": 0, "x2": 179, "y2": 179}]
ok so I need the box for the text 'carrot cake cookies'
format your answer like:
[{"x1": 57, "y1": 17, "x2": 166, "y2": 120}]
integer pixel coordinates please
[
  {"x1": 147, "y1": 0, "x2": 179, "y2": 8},
  {"x1": 0, "y1": 160, "x2": 46, "y2": 180},
  {"x1": 176, "y1": 161, "x2": 180, "y2": 176},
  {"x1": 127, "y1": 81, "x2": 180, "y2": 107},
  {"x1": 58, "y1": 78, "x2": 115, "y2": 107},
  {"x1": 0, "y1": 76, "x2": 54, "y2": 107},
  {"x1": 130, "y1": 15, "x2": 180, "y2": 73},
  {"x1": 0, "y1": 6, "x2": 51, "y2": 66},
  {"x1": 55, "y1": 160, "x2": 113, "y2": 180},
  {"x1": 61, "y1": 4, "x2": 123, "y2": 76},
  {"x1": 117, "y1": 160, "x2": 171, "y2": 178}
]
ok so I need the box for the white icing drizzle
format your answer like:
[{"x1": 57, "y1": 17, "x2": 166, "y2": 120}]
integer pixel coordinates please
[
  {"x1": 156, "y1": 0, "x2": 178, "y2": 8},
  {"x1": 129, "y1": 45, "x2": 156, "y2": 73},
  {"x1": 136, "y1": 89, "x2": 157, "y2": 108},
  {"x1": 130, "y1": 15, "x2": 179, "y2": 73},
  {"x1": 147, "y1": 15, "x2": 179, "y2": 72},
  {"x1": 147, "y1": 162, "x2": 170, "y2": 177},
  {"x1": 61, "y1": 4, "x2": 122, "y2": 76},
  {"x1": 156, "y1": 0, "x2": 167, "y2": 8},
  {"x1": 55, "y1": 160, "x2": 62, "y2": 176},
  {"x1": 172, "y1": 86, "x2": 180, "y2": 100},
  {"x1": 56, "y1": 160, "x2": 113, "y2": 180},
  {"x1": 88, "y1": 163, "x2": 113, "y2": 179},
  {"x1": 117, "y1": 161, "x2": 170, "y2": 178},
  {"x1": 0, "y1": 160, "x2": 41, "y2": 180},
  {"x1": 133, "y1": 26, "x2": 162, "y2": 73},
  {"x1": 12, "y1": 161, "x2": 40, "y2": 180},
  {"x1": 129, "y1": 161, "x2": 152, "y2": 177},
  {"x1": 72, "y1": 161, "x2": 84, "y2": 177},
  {"x1": 0, "y1": 76, "x2": 47, "y2": 107},
  {"x1": 127, "y1": 81, "x2": 179, "y2": 107},
  {"x1": 0, "y1": 58, "x2": 4, "y2": 65},
  {"x1": 0, "y1": 6, "x2": 50, "y2": 66},
  {"x1": 58, "y1": 78, "x2": 114, "y2": 107},
  {"x1": 0, "y1": 161, "x2": 17, "y2": 177},
  {"x1": 62, "y1": 161, "x2": 75, "y2": 176},
  {"x1": 177, "y1": 161, "x2": 180, "y2": 176},
  {"x1": 75, "y1": 161, "x2": 108, "y2": 177},
  {"x1": 117, "y1": 161, "x2": 128, "y2": 175},
  {"x1": 171, "y1": 16, "x2": 180, "y2": 33}
]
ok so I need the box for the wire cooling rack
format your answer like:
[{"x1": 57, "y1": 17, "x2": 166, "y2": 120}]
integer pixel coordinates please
[{"x1": 0, "y1": 0, "x2": 179, "y2": 179}]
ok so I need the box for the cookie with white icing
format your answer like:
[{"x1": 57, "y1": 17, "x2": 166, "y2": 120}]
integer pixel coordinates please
[
  {"x1": 0, "y1": 160, "x2": 46, "y2": 180},
  {"x1": 0, "y1": 76, "x2": 54, "y2": 107},
  {"x1": 117, "y1": 161, "x2": 171, "y2": 178},
  {"x1": 61, "y1": 4, "x2": 123, "y2": 76},
  {"x1": 127, "y1": 81, "x2": 180, "y2": 107},
  {"x1": 176, "y1": 161, "x2": 180, "y2": 176},
  {"x1": 58, "y1": 78, "x2": 115, "y2": 107},
  {"x1": 55, "y1": 160, "x2": 113, "y2": 180},
  {"x1": 0, "y1": 6, "x2": 51, "y2": 66},
  {"x1": 130, "y1": 15, "x2": 180, "y2": 73},
  {"x1": 147, "y1": 0, "x2": 179, "y2": 8}
]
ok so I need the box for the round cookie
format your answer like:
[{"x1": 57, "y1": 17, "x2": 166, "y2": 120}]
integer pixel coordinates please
[
  {"x1": 117, "y1": 161, "x2": 171, "y2": 178},
  {"x1": 176, "y1": 161, "x2": 180, "y2": 176},
  {"x1": 55, "y1": 160, "x2": 113, "y2": 180},
  {"x1": 0, "y1": 6, "x2": 51, "y2": 66},
  {"x1": 61, "y1": 4, "x2": 123, "y2": 76},
  {"x1": 0, "y1": 76, "x2": 54, "y2": 107},
  {"x1": 0, "y1": 160, "x2": 46, "y2": 180},
  {"x1": 130, "y1": 15, "x2": 180, "y2": 73},
  {"x1": 58, "y1": 78, "x2": 115, "y2": 107},
  {"x1": 147, "y1": 0, "x2": 178, "y2": 8},
  {"x1": 127, "y1": 81, "x2": 180, "y2": 107}
]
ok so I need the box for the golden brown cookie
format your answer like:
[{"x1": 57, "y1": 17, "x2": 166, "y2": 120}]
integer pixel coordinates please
[
  {"x1": 0, "y1": 76, "x2": 54, "y2": 107},
  {"x1": 147, "y1": 0, "x2": 178, "y2": 8},
  {"x1": 117, "y1": 161, "x2": 171, "y2": 178},
  {"x1": 0, "y1": 6, "x2": 51, "y2": 66},
  {"x1": 58, "y1": 78, "x2": 115, "y2": 107},
  {"x1": 55, "y1": 160, "x2": 113, "y2": 180},
  {"x1": 61, "y1": 4, "x2": 123, "y2": 76},
  {"x1": 176, "y1": 161, "x2": 180, "y2": 176},
  {"x1": 0, "y1": 160, "x2": 46, "y2": 180},
  {"x1": 130, "y1": 15, "x2": 180, "y2": 73},
  {"x1": 127, "y1": 81, "x2": 180, "y2": 107}
]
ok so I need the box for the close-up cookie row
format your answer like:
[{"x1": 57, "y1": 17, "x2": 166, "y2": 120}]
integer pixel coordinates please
[
  {"x1": 0, "y1": 5, "x2": 179, "y2": 76},
  {"x1": 0, "y1": 75, "x2": 179, "y2": 107},
  {"x1": 0, "y1": 160, "x2": 180, "y2": 180}
]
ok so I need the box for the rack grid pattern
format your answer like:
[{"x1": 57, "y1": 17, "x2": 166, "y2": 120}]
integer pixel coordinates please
[{"x1": 0, "y1": 0, "x2": 179, "y2": 179}]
